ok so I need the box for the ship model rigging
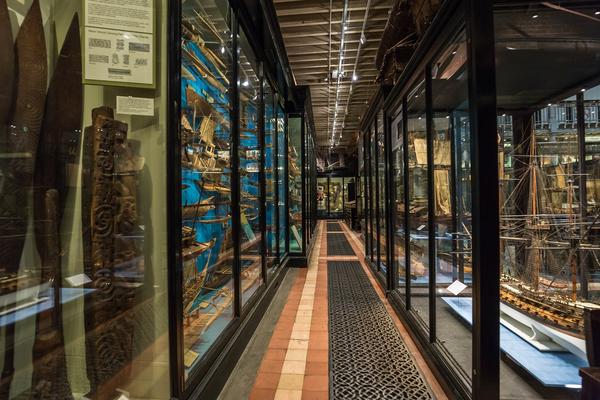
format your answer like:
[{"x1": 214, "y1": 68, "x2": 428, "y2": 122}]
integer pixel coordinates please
[{"x1": 499, "y1": 119, "x2": 600, "y2": 341}]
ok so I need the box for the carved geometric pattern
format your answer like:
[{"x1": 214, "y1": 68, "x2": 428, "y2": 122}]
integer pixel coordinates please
[
  {"x1": 327, "y1": 222, "x2": 343, "y2": 232},
  {"x1": 328, "y1": 261, "x2": 433, "y2": 400},
  {"x1": 327, "y1": 233, "x2": 355, "y2": 256}
]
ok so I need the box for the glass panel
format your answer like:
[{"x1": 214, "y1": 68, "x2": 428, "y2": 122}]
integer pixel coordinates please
[
  {"x1": 370, "y1": 128, "x2": 377, "y2": 263},
  {"x1": 392, "y1": 106, "x2": 406, "y2": 297},
  {"x1": 0, "y1": 1, "x2": 170, "y2": 398},
  {"x1": 377, "y1": 111, "x2": 387, "y2": 274},
  {"x1": 584, "y1": 85, "x2": 600, "y2": 302},
  {"x1": 289, "y1": 117, "x2": 302, "y2": 252},
  {"x1": 238, "y1": 30, "x2": 263, "y2": 306},
  {"x1": 362, "y1": 133, "x2": 370, "y2": 256},
  {"x1": 494, "y1": 4, "x2": 600, "y2": 397},
  {"x1": 277, "y1": 105, "x2": 286, "y2": 255},
  {"x1": 407, "y1": 78, "x2": 429, "y2": 329},
  {"x1": 264, "y1": 82, "x2": 277, "y2": 270},
  {"x1": 345, "y1": 177, "x2": 355, "y2": 207},
  {"x1": 431, "y1": 29, "x2": 472, "y2": 381},
  {"x1": 180, "y1": 0, "x2": 234, "y2": 377},
  {"x1": 329, "y1": 177, "x2": 343, "y2": 216},
  {"x1": 317, "y1": 177, "x2": 327, "y2": 215}
]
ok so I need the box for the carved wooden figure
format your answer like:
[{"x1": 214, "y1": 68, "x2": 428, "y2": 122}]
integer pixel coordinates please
[{"x1": 83, "y1": 108, "x2": 140, "y2": 399}]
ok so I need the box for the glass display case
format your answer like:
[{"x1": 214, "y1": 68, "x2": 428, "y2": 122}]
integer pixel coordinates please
[
  {"x1": 406, "y1": 79, "x2": 430, "y2": 329},
  {"x1": 329, "y1": 177, "x2": 344, "y2": 216},
  {"x1": 277, "y1": 104, "x2": 287, "y2": 256},
  {"x1": 174, "y1": 0, "x2": 302, "y2": 396},
  {"x1": 264, "y1": 83, "x2": 278, "y2": 271},
  {"x1": 288, "y1": 116, "x2": 303, "y2": 253},
  {"x1": 287, "y1": 87, "x2": 317, "y2": 262},
  {"x1": 377, "y1": 111, "x2": 388, "y2": 275},
  {"x1": 361, "y1": 1, "x2": 600, "y2": 398},
  {"x1": 238, "y1": 30, "x2": 263, "y2": 307},
  {"x1": 391, "y1": 104, "x2": 406, "y2": 297},
  {"x1": 179, "y1": 0, "x2": 235, "y2": 375},
  {"x1": 0, "y1": 0, "x2": 317, "y2": 398},
  {"x1": 0, "y1": 0, "x2": 171, "y2": 399},
  {"x1": 317, "y1": 177, "x2": 327, "y2": 215}
]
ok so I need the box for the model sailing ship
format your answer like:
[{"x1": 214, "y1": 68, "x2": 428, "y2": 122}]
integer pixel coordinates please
[{"x1": 498, "y1": 125, "x2": 600, "y2": 357}]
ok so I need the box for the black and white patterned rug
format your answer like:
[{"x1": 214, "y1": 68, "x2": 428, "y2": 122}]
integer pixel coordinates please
[{"x1": 328, "y1": 261, "x2": 433, "y2": 399}]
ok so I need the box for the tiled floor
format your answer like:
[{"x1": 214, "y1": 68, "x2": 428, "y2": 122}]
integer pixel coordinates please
[
  {"x1": 248, "y1": 221, "x2": 447, "y2": 400},
  {"x1": 250, "y1": 224, "x2": 328, "y2": 400}
]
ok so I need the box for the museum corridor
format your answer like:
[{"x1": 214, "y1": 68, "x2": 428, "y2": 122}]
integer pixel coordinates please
[{"x1": 2, "y1": 0, "x2": 600, "y2": 399}]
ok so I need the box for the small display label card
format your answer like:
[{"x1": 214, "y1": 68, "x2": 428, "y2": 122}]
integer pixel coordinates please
[
  {"x1": 446, "y1": 280, "x2": 467, "y2": 296},
  {"x1": 117, "y1": 96, "x2": 155, "y2": 116}
]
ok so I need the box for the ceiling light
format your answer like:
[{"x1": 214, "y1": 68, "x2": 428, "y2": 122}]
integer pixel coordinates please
[
  {"x1": 242, "y1": 80, "x2": 249, "y2": 87},
  {"x1": 581, "y1": 88, "x2": 586, "y2": 92},
  {"x1": 343, "y1": 25, "x2": 348, "y2": 31},
  {"x1": 220, "y1": 45, "x2": 225, "y2": 54},
  {"x1": 360, "y1": 33, "x2": 366, "y2": 45},
  {"x1": 595, "y1": 11, "x2": 600, "y2": 15},
  {"x1": 352, "y1": 74, "x2": 358, "y2": 81},
  {"x1": 452, "y1": 51, "x2": 457, "y2": 55},
  {"x1": 532, "y1": 14, "x2": 539, "y2": 19},
  {"x1": 506, "y1": 46, "x2": 517, "y2": 50},
  {"x1": 548, "y1": 103, "x2": 552, "y2": 106}
]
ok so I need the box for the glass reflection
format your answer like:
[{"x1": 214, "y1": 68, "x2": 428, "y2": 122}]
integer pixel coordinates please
[
  {"x1": 392, "y1": 107, "x2": 406, "y2": 296},
  {"x1": 329, "y1": 177, "x2": 343, "y2": 216},
  {"x1": 377, "y1": 111, "x2": 387, "y2": 274},
  {"x1": 277, "y1": 105, "x2": 286, "y2": 255},
  {"x1": 407, "y1": 79, "x2": 429, "y2": 329},
  {"x1": 238, "y1": 30, "x2": 263, "y2": 306},
  {"x1": 289, "y1": 117, "x2": 303, "y2": 252},
  {"x1": 180, "y1": 0, "x2": 234, "y2": 376},
  {"x1": 264, "y1": 83, "x2": 277, "y2": 271},
  {"x1": 431, "y1": 30, "x2": 472, "y2": 380},
  {"x1": 317, "y1": 177, "x2": 327, "y2": 214}
]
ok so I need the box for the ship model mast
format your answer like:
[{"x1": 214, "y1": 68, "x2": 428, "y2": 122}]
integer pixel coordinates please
[{"x1": 499, "y1": 117, "x2": 600, "y2": 337}]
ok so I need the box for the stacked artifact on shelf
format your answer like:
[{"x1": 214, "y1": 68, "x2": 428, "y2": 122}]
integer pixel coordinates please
[{"x1": 179, "y1": 5, "x2": 235, "y2": 370}]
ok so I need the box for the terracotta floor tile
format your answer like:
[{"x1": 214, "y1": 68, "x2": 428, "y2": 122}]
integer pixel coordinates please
[
  {"x1": 264, "y1": 349, "x2": 287, "y2": 361},
  {"x1": 277, "y1": 321, "x2": 295, "y2": 330},
  {"x1": 275, "y1": 314, "x2": 296, "y2": 330},
  {"x1": 303, "y1": 375, "x2": 328, "y2": 391},
  {"x1": 305, "y1": 361, "x2": 328, "y2": 376},
  {"x1": 306, "y1": 350, "x2": 328, "y2": 363},
  {"x1": 249, "y1": 388, "x2": 276, "y2": 400},
  {"x1": 309, "y1": 332, "x2": 328, "y2": 342},
  {"x1": 254, "y1": 372, "x2": 281, "y2": 389},
  {"x1": 260, "y1": 359, "x2": 285, "y2": 374},
  {"x1": 301, "y1": 390, "x2": 328, "y2": 400},
  {"x1": 307, "y1": 341, "x2": 328, "y2": 351}
]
